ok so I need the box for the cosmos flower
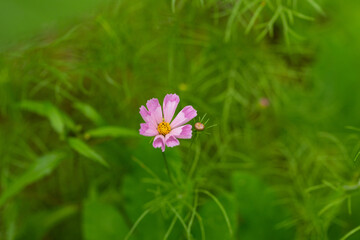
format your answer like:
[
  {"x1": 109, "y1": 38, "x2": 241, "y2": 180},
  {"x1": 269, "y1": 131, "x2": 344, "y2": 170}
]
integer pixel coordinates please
[{"x1": 139, "y1": 94, "x2": 197, "y2": 152}]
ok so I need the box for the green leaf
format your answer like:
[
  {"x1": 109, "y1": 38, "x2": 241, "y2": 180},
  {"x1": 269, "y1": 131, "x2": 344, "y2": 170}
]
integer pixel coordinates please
[
  {"x1": 341, "y1": 225, "x2": 360, "y2": 240},
  {"x1": 17, "y1": 205, "x2": 78, "y2": 240},
  {"x1": 20, "y1": 100, "x2": 69, "y2": 134},
  {"x1": 197, "y1": 189, "x2": 233, "y2": 236},
  {"x1": 292, "y1": 10, "x2": 315, "y2": 21},
  {"x1": 19, "y1": 100, "x2": 48, "y2": 115},
  {"x1": 307, "y1": 0, "x2": 325, "y2": 15},
  {"x1": 68, "y1": 137, "x2": 109, "y2": 167},
  {"x1": 224, "y1": 0, "x2": 243, "y2": 42},
  {"x1": 83, "y1": 199, "x2": 128, "y2": 240},
  {"x1": 47, "y1": 106, "x2": 65, "y2": 134},
  {"x1": 245, "y1": 3, "x2": 265, "y2": 34},
  {"x1": 73, "y1": 102, "x2": 104, "y2": 125},
  {"x1": 0, "y1": 152, "x2": 66, "y2": 207},
  {"x1": 196, "y1": 193, "x2": 236, "y2": 240},
  {"x1": 86, "y1": 126, "x2": 138, "y2": 138}
]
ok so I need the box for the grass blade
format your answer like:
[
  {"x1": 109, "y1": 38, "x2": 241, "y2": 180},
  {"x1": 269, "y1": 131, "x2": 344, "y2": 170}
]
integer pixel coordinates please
[
  {"x1": 341, "y1": 225, "x2": 360, "y2": 240},
  {"x1": 225, "y1": 0, "x2": 243, "y2": 42},
  {"x1": 245, "y1": 2, "x2": 265, "y2": 34},
  {"x1": 68, "y1": 138, "x2": 108, "y2": 167},
  {"x1": 125, "y1": 208, "x2": 152, "y2": 240},
  {"x1": 0, "y1": 152, "x2": 66, "y2": 207},
  {"x1": 168, "y1": 203, "x2": 190, "y2": 239},
  {"x1": 197, "y1": 189, "x2": 233, "y2": 236},
  {"x1": 307, "y1": 0, "x2": 325, "y2": 15},
  {"x1": 73, "y1": 102, "x2": 104, "y2": 126},
  {"x1": 171, "y1": 0, "x2": 176, "y2": 13},
  {"x1": 164, "y1": 216, "x2": 177, "y2": 240},
  {"x1": 318, "y1": 197, "x2": 346, "y2": 216},
  {"x1": 86, "y1": 126, "x2": 138, "y2": 138},
  {"x1": 20, "y1": 100, "x2": 65, "y2": 135}
]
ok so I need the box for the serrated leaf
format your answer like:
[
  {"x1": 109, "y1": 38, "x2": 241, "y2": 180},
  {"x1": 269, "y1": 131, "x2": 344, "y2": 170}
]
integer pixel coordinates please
[
  {"x1": 86, "y1": 126, "x2": 138, "y2": 138},
  {"x1": 68, "y1": 137, "x2": 108, "y2": 167},
  {"x1": 0, "y1": 152, "x2": 66, "y2": 207}
]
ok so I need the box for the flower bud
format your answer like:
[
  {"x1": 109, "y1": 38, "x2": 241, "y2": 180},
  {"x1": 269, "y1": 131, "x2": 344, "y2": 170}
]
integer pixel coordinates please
[
  {"x1": 258, "y1": 97, "x2": 270, "y2": 108},
  {"x1": 195, "y1": 122, "x2": 205, "y2": 131}
]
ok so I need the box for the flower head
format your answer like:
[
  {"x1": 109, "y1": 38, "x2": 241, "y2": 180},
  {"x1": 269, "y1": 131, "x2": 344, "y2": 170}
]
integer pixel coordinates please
[
  {"x1": 139, "y1": 94, "x2": 197, "y2": 152},
  {"x1": 193, "y1": 114, "x2": 216, "y2": 134},
  {"x1": 258, "y1": 97, "x2": 270, "y2": 108},
  {"x1": 194, "y1": 122, "x2": 205, "y2": 131}
]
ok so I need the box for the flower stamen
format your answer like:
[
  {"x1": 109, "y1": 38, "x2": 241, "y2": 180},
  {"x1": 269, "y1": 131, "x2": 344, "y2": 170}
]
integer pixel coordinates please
[{"x1": 158, "y1": 121, "x2": 171, "y2": 135}]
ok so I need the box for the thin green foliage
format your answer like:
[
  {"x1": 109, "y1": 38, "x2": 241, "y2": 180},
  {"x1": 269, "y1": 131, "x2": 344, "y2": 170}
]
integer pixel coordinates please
[
  {"x1": 124, "y1": 208, "x2": 152, "y2": 240},
  {"x1": 2, "y1": 0, "x2": 360, "y2": 239},
  {"x1": 168, "y1": 203, "x2": 190, "y2": 239},
  {"x1": 341, "y1": 225, "x2": 360, "y2": 240},
  {"x1": 164, "y1": 216, "x2": 177, "y2": 240},
  {"x1": 197, "y1": 189, "x2": 233, "y2": 237},
  {"x1": 68, "y1": 138, "x2": 109, "y2": 167},
  {"x1": 0, "y1": 152, "x2": 66, "y2": 207},
  {"x1": 86, "y1": 126, "x2": 138, "y2": 138}
]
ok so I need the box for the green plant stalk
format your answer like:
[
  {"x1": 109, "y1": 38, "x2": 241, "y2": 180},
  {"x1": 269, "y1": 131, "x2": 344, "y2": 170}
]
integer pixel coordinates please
[
  {"x1": 186, "y1": 131, "x2": 199, "y2": 178},
  {"x1": 162, "y1": 151, "x2": 173, "y2": 183}
]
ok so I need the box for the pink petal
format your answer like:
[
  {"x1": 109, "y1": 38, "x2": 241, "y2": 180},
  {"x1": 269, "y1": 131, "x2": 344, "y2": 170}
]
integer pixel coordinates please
[
  {"x1": 170, "y1": 106, "x2": 197, "y2": 129},
  {"x1": 139, "y1": 123, "x2": 158, "y2": 136},
  {"x1": 165, "y1": 134, "x2": 180, "y2": 148},
  {"x1": 162, "y1": 94, "x2": 180, "y2": 123},
  {"x1": 153, "y1": 135, "x2": 165, "y2": 152},
  {"x1": 146, "y1": 98, "x2": 163, "y2": 124},
  {"x1": 170, "y1": 124, "x2": 192, "y2": 139},
  {"x1": 139, "y1": 105, "x2": 157, "y2": 128}
]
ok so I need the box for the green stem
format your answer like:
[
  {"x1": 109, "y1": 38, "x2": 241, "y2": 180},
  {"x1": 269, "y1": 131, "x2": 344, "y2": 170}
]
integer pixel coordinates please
[
  {"x1": 188, "y1": 145, "x2": 199, "y2": 179},
  {"x1": 186, "y1": 131, "x2": 199, "y2": 176},
  {"x1": 162, "y1": 151, "x2": 173, "y2": 183},
  {"x1": 186, "y1": 132, "x2": 196, "y2": 159}
]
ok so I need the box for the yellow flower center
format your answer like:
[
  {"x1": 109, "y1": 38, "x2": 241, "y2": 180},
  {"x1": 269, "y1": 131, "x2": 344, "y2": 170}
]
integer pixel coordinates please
[{"x1": 157, "y1": 121, "x2": 171, "y2": 136}]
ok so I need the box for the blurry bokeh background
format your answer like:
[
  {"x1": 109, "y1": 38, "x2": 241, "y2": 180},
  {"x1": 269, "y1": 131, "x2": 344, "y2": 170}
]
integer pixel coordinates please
[{"x1": 1, "y1": 0, "x2": 360, "y2": 239}]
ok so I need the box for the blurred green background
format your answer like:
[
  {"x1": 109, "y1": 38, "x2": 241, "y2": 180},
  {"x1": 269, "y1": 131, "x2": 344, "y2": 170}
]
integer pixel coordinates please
[{"x1": 1, "y1": 0, "x2": 360, "y2": 239}]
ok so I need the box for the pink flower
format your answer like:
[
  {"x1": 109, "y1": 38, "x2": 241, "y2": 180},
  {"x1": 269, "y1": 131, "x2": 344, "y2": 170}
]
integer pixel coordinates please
[
  {"x1": 259, "y1": 97, "x2": 270, "y2": 108},
  {"x1": 139, "y1": 94, "x2": 197, "y2": 152}
]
